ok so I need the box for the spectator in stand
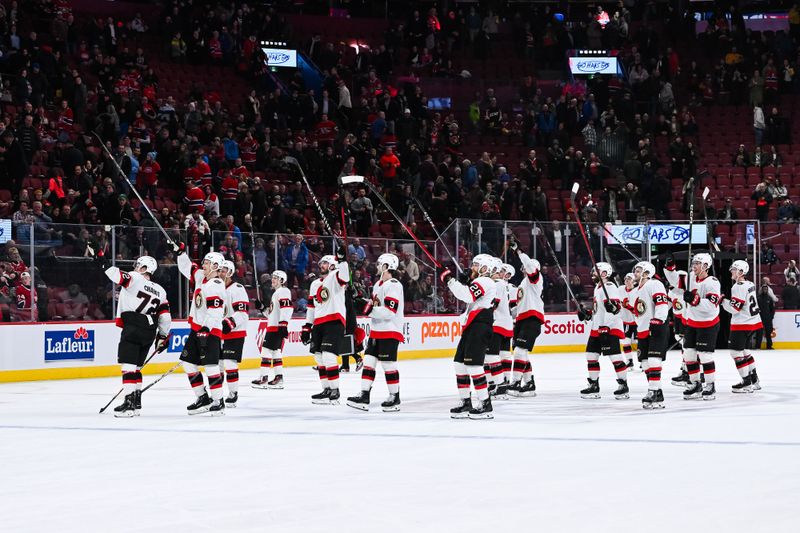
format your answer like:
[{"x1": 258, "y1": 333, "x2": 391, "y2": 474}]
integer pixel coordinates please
[
  {"x1": 751, "y1": 182, "x2": 773, "y2": 221},
  {"x1": 785, "y1": 260, "x2": 800, "y2": 283},
  {"x1": 348, "y1": 238, "x2": 367, "y2": 262},
  {"x1": 764, "y1": 145, "x2": 783, "y2": 168},
  {"x1": 283, "y1": 234, "x2": 309, "y2": 289},
  {"x1": 379, "y1": 147, "x2": 401, "y2": 185},
  {"x1": 760, "y1": 243, "x2": 778, "y2": 265},
  {"x1": 753, "y1": 104, "x2": 766, "y2": 146},
  {"x1": 778, "y1": 198, "x2": 798, "y2": 222},
  {"x1": 768, "y1": 177, "x2": 788, "y2": 201},
  {"x1": 349, "y1": 188, "x2": 374, "y2": 237},
  {"x1": 731, "y1": 144, "x2": 751, "y2": 167},
  {"x1": 783, "y1": 277, "x2": 800, "y2": 310},
  {"x1": 718, "y1": 198, "x2": 738, "y2": 223}
]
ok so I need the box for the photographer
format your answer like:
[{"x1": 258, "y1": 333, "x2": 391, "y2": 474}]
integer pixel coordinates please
[{"x1": 755, "y1": 278, "x2": 778, "y2": 349}]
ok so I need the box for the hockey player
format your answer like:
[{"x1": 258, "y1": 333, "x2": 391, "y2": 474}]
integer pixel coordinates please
[
  {"x1": 721, "y1": 260, "x2": 762, "y2": 393},
  {"x1": 347, "y1": 253, "x2": 404, "y2": 412},
  {"x1": 94, "y1": 249, "x2": 171, "y2": 417},
  {"x1": 620, "y1": 273, "x2": 638, "y2": 369},
  {"x1": 507, "y1": 238, "x2": 544, "y2": 398},
  {"x1": 176, "y1": 246, "x2": 229, "y2": 414},
  {"x1": 439, "y1": 254, "x2": 497, "y2": 419},
  {"x1": 681, "y1": 253, "x2": 722, "y2": 400},
  {"x1": 663, "y1": 258, "x2": 690, "y2": 386},
  {"x1": 500, "y1": 263, "x2": 518, "y2": 389},
  {"x1": 252, "y1": 271, "x2": 292, "y2": 389},
  {"x1": 484, "y1": 257, "x2": 514, "y2": 399},
  {"x1": 302, "y1": 249, "x2": 349, "y2": 405},
  {"x1": 218, "y1": 260, "x2": 249, "y2": 407},
  {"x1": 632, "y1": 262, "x2": 671, "y2": 409},
  {"x1": 577, "y1": 262, "x2": 629, "y2": 399}
]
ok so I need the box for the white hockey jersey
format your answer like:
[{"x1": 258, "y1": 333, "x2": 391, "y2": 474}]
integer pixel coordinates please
[
  {"x1": 589, "y1": 281, "x2": 624, "y2": 339},
  {"x1": 105, "y1": 267, "x2": 171, "y2": 335},
  {"x1": 223, "y1": 280, "x2": 249, "y2": 339},
  {"x1": 620, "y1": 286, "x2": 637, "y2": 326},
  {"x1": 683, "y1": 273, "x2": 721, "y2": 328},
  {"x1": 663, "y1": 267, "x2": 688, "y2": 324},
  {"x1": 369, "y1": 277, "x2": 405, "y2": 341},
  {"x1": 722, "y1": 280, "x2": 763, "y2": 331},
  {"x1": 306, "y1": 261, "x2": 350, "y2": 326},
  {"x1": 492, "y1": 278, "x2": 513, "y2": 337},
  {"x1": 514, "y1": 252, "x2": 544, "y2": 324},
  {"x1": 447, "y1": 275, "x2": 496, "y2": 328},
  {"x1": 178, "y1": 253, "x2": 227, "y2": 337},
  {"x1": 632, "y1": 278, "x2": 670, "y2": 339},
  {"x1": 265, "y1": 286, "x2": 293, "y2": 331},
  {"x1": 507, "y1": 282, "x2": 519, "y2": 319}
]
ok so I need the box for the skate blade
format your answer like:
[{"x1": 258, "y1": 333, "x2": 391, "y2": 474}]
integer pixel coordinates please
[
  {"x1": 450, "y1": 412, "x2": 470, "y2": 419},
  {"x1": 702, "y1": 395, "x2": 716, "y2": 401},
  {"x1": 187, "y1": 406, "x2": 211, "y2": 415},
  {"x1": 732, "y1": 387, "x2": 754, "y2": 394},
  {"x1": 670, "y1": 380, "x2": 688, "y2": 387},
  {"x1": 346, "y1": 401, "x2": 369, "y2": 411},
  {"x1": 752, "y1": 384, "x2": 762, "y2": 391},
  {"x1": 643, "y1": 402, "x2": 665, "y2": 410},
  {"x1": 224, "y1": 402, "x2": 237, "y2": 408},
  {"x1": 580, "y1": 393, "x2": 601, "y2": 399},
  {"x1": 468, "y1": 412, "x2": 494, "y2": 420},
  {"x1": 251, "y1": 383, "x2": 270, "y2": 389},
  {"x1": 614, "y1": 393, "x2": 630, "y2": 400},
  {"x1": 683, "y1": 394, "x2": 702, "y2": 400},
  {"x1": 518, "y1": 391, "x2": 537, "y2": 398},
  {"x1": 311, "y1": 399, "x2": 331, "y2": 405},
  {"x1": 209, "y1": 409, "x2": 225, "y2": 416},
  {"x1": 267, "y1": 384, "x2": 285, "y2": 389},
  {"x1": 381, "y1": 405, "x2": 400, "y2": 412},
  {"x1": 134, "y1": 410, "x2": 141, "y2": 417},
  {"x1": 114, "y1": 411, "x2": 136, "y2": 418},
  {"x1": 492, "y1": 394, "x2": 510, "y2": 400}
]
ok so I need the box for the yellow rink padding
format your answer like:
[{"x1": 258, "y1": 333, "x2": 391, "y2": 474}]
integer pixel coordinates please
[{"x1": 0, "y1": 344, "x2": 587, "y2": 383}]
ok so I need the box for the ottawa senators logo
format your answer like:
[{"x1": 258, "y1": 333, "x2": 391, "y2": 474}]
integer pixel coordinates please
[
  {"x1": 517, "y1": 287, "x2": 524, "y2": 301},
  {"x1": 592, "y1": 299, "x2": 598, "y2": 313},
  {"x1": 194, "y1": 290, "x2": 202, "y2": 308},
  {"x1": 634, "y1": 298, "x2": 646, "y2": 317},
  {"x1": 673, "y1": 299, "x2": 683, "y2": 311},
  {"x1": 316, "y1": 286, "x2": 330, "y2": 303}
]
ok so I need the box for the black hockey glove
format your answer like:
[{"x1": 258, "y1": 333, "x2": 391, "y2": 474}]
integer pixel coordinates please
[
  {"x1": 221, "y1": 317, "x2": 235, "y2": 335},
  {"x1": 93, "y1": 247, "x2": 110, "y2": 270},
  {"x1": 683, "y1": 290, "x2": 699, "y2": 306},
  {"x1": 300, "y1": 323, "x2": 312, "y2": 345},
  {"x1": 438, "y1": 267, "x2": 453, "y2": 284},
  {"x1": 154, "y1": 332, "x2": 170, "y2": 354},
  {"x1": 335, "y1": 240, "x2": 347, "y2": 262},
  {"x1": 278, "y1": 324, "x2": 289, "y2": 339},
  {"x1": 196, "y1": 327, "x2": 210, "y2": 349},
  {"x1": 171, "y1": 241, "x2": 186, "y2": 254},
  {"x1": 664, "y1": 254, "x2": 676, "y2": 270},
  {"x1": 577, "y1": 305, "x2": 592, "y2": 322},
  {"x1": 603, "y1": 300, "x2": 620, "y2": 314},
  {"x1": 508, "y1": 236, "x2": 519, "y2": 252}
]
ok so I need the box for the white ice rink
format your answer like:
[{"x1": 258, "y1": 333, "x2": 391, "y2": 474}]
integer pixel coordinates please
[{"x1": 2, "y1": 351, "x2": 799, "y2": 533}]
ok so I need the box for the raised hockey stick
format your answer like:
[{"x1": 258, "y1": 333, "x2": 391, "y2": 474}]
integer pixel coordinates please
[
  {"x1": 92, "y1": 132, "x2": 177, "y2": 248},
  {"x1": 410, "y1": 195, "x2": 463, "y2": 274},
  {"x1": 284, "y1": 156, "x2": 336, "y2": 242},
  {"x1": 140, "y1": 361, "x2": 182, "y2": 394},
  {"x1": 250, "y1": 227, "x2": 261, "y2": 301},
  {"x1": 99, "y1": 348, "x2": 159, "y2": 413},
  {"x1": 699, "y1": 186, "x2": 720, "y2": 260},
  {"x1": 570, "y1": 183, "x2": 612, "y2": 303},
  {"x1": 685, "y1": 176, "x2": 697, "y2": 291},
  {"x1": 340, "y1": 175, "x2": 443, "y2": 269},
  {"x1": 532, "y1": 232, "x2": 582, "y2": 310}
]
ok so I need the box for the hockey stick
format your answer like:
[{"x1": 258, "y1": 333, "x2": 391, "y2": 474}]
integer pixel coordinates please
[
  {"x1": 340, "y1": 176, "x2": 442, "y2": 269},
  {"x1": 570, "y1": 183, "x2": 612, "y2": 303},
  {"x1": 699, "y1": 186, "x2": 720, "y2": 259},
  {"x1": 250, "y1": 227, "x2": 261, "y2": 301},
  {"x1": 283, "y1": 156, "x2": 336, "y2": 241},
  {"x1": 92, "y1": 132, "x2": 176, "y2": 248},
  {"x1": 140, "y1": 361, "x2": 182, "y2": 394},
  {"x1": 411, "y1": 195, "x2": 463, "y2": 274},
  {"x1": 685, "y1": 176, "x2": 697, "y2": 291},
  {"x1": 99, "y1": 347, "x2": 159, "y2": 413}
]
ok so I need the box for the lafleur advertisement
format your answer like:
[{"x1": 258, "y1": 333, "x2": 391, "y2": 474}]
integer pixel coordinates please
[{"x1": 44, "y1": 327, "x2": 95, "y2": 361}]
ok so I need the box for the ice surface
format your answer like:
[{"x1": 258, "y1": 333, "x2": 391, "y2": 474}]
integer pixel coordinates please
[{"x1": 2, "y1": 351, "x2": 799, "y2": 533}]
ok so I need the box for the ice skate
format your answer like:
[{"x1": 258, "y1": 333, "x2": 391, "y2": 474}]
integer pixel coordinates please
[
  {"x1": 701, "y1": 382, "x2": 716, "y2": 401},
  {"x1": 224, "y1": 391, "x2": 238, "y2": 407},
  {"x1": 732, "y1": 374, "x2": 753, "y2": 394},
  {"x1": 251, "y1": 376, "x2": 270, "y2": 389},
  {"x1": 642, "y1": 389, "x2": 665, "y2": 410},
  {"x1": 187, "y1": 393, "x2": 213, "y2": 414},
  {"x1": 450, "y1": 398, "x2": 472, "y2": 419},
  {"x1": 683, "y1": 381, "x2": 703, "y2": 400},
  {"x1": 381, "y1": 393, "x2": 401, "y2": 412},
  {"x1": 491, "y1": 380, "x2": 510, "y2": 400},
  {"x1": 517, "y1": 377, "x2": 537, "y2": 397},
  {"x1": 267, "y1": 375, "x2": 284, "y2": 389},
  {"x1": 346, "y1": 390, "x2": 370, "y2": 411},
  {"x1": 671, "y1": 370, "x2": 690, "y2": 387},
  {"x1": 580, "y1": 378, "x2": 600, "y2": 399},
  {"x1": 750, "y1": 369, "x2": 761, "y2": 390},
  {"x1": 506, "y1": 380, "x2": 522, "y2": 397},
  {"x1": 613, "y1": 379, "x2": 630, "y2": 400},
  {"x1": 113, "y1": 393, "x2": 136, "y2": 418},
  {"x1": 468, "y1": 398, "x2": 493, "y2": 420},
  {"x1": 328, "y1": 388, "x2": 341, "y2": 405},
  {"x1": 208, "y1": 398, "x2": 225, "y2": 416},
  {"x1": 311, "y1": 388, "x2": 332, "y2": 405},
  {"x1": 133, "y1": 390, "x2": 142, "y2": 416}
]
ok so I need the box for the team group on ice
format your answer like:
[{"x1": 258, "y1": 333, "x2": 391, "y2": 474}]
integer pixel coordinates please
[{"x1": 97, "y1": 235, "x2": 763, "y2": 419}]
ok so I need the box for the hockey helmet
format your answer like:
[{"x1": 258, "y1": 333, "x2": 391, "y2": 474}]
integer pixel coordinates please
[
  {"x1": 692, "y1": 253, "x2": 713, "y2": 271},
  {"x1": 472, "y1": 253, "x2": 495, "y2": 274},
  {"x1": 634, "y1": 261, "x2": 656, "y2": 278},
  {"x1": 134, "y1": 255, "x2": 157, "y2": 275},
  {"x1": 624, "y1": 272, "x2": 635, "y2": 282},
  {"x1": 318, "y1": 255, "x2": 337, "y2": 267},
  {"x1": 203, "y1": 251, "x2": 225, "y2": 271},
  {"x1": 376, "y1": 253, "x2": 399, "y2": 272},
  {"x1": 488, "y1": 256, "x2": 504, "y2": 275},
  {"x1": 730, "y1": 260, "x2": 749, "y2": 275},
  {"x1": 220, "y1": 260, "x2": 235, "y2": 276},
  {"x1": 594, "y1": 262, "x2": 614, "y2": 278},
  {"x1": 272, "y1": 270, "x2": 288, "y2": 284},
  {"x1": 528, "y1": 257, "x2": 541, "y2": 273},
  {"x1": 502, "y1": 263, "x2": 516, "y2": 279}
]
